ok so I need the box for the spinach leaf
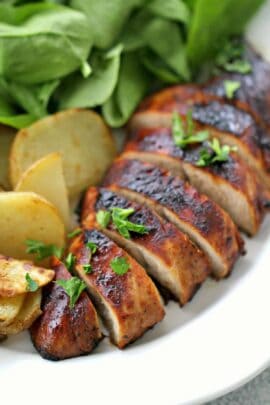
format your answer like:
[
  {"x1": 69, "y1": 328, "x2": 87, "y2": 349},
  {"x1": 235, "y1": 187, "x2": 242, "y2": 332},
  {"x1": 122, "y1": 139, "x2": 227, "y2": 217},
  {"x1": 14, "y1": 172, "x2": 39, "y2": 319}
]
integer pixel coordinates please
[
  {"x1": 187, "y1": 0, "x2": 265, "y2": 69},
  {"x1": 57, "y1": 47, "x2": 122, "y2": 109},
  {"x1": 0, "y1": 3, "x2": 92, "y2": 84},
  {"x1": 142, "y1": 18, "x2": 190, "y2": 81},
  {"x1": 70, "y1": 0, "x2": 143, "y2": 49},
  {"x1": 102, "y1": 52, "x2": 151, "y2": 127},
  {"x1": 0, "y1": 114, "x2": 36, "y2": 129},
  {"x1": 146, "y1": 0, "x2": 190, "y2": 24},
  {"x1": 141, "y1": 49, "x2": 181, "y2": 84}
]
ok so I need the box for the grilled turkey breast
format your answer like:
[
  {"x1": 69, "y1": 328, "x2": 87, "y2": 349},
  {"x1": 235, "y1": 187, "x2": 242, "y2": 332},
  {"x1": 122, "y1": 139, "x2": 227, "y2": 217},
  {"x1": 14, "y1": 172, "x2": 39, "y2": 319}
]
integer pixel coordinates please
[
  {"x1": 129, "y1": 85, "x2": 270, "y2": 188},
  {"x1": 69, "y1": 229, "x2": 164, "y2": 348},
  {"x1": 30, "y1": 258, "x2": 102, "y2": 361},
  {"x1": 103, "y1": 159, "x2": 244, "y2": 279},
  {"x1": 204, "y1": 42, "x2": 270, "y2": 131},
  {"x1": 82, "y1": 187, "x2": 210, "y2": 305},
  {"x1": 123, "y1": 127, "x2": 268, "y2": 235}
]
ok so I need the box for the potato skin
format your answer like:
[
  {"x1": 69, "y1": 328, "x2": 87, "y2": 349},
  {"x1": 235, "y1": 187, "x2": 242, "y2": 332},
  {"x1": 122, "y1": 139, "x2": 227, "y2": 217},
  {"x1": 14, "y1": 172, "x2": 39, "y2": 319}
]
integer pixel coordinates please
[{"x1": 30, "y1": 258, "x2": 102, "y2": 361}]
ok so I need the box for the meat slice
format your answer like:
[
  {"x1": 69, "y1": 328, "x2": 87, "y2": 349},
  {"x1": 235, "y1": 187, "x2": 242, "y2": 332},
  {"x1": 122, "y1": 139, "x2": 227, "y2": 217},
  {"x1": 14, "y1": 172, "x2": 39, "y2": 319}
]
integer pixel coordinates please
[
  {"x1": 81, "y1": 187, "x2": 210, "y2": 305},
  {"x1": 204, "y1": 42, "x2": 270, "y2": 131},
  {"x1": 123, "y1": 127, "x2": 268, "y2": 235},
  {"x1": 103, "y1": 159, "x2": 244, "y2": 279},
  {"x1": 69, "y1": 229, "x2": 164, "y2": 348},
  {"x1": 30, "y1": 258, "x2": 102, "y2": 361},
  {"x1": 129, "y1": 85, "x2": 270, "y2": 189}
]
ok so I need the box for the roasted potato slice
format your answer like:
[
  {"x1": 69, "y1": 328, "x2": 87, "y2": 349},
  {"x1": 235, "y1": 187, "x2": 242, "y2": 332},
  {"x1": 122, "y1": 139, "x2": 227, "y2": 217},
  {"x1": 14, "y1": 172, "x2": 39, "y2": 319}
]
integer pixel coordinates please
[
  {"x1": 0, "y1": 192, "x2": 65, "y2": 261},
  {"x1": 0, "y1": 255, "x2": 54, "y2": 297},
  {"x1": 15, "y1": 153, "x2": 70, "y2": 229},
  {"x1": 0, "y1": 294, "x2": 26, "y2": 326},
  {"x1": 0, "y1": 290, "x2": 42, "y2": 335},
  {"x1": 0, "y1": 125, "x2": 15, "y2": 190},
  {"x1": 10, "y1": 109, "x2": 116, "y2": 196}
]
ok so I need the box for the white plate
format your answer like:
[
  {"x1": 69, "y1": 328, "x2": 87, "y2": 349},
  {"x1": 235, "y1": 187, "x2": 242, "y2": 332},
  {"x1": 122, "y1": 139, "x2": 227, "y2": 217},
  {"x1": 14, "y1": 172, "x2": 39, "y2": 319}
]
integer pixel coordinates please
[{"x1": 1, "y1": 4, "x2": 270, "y2": 405}]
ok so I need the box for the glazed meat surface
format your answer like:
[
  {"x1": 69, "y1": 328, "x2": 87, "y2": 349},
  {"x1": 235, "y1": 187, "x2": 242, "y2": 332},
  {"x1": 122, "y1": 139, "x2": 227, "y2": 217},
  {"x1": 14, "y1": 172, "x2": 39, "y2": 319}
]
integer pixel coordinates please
[
  {"x1": 69, "y1": 229, "x2": 164, "y2": 348},
  {"x1": 103, "y1": 159, "x2": 244, "y2": 279},
  {"x1": 82, "y1": 187, "x2": 210, "y2": 305},
  {"x1": 123, "y1": 126, "x2": 268, "y2": 235},
  {"x1": 204, "y1": 42, "x2": 270, "y2": 131},
  {"x1": 129, "y1": 85, "x2": 270, "y2": 188},
  {"x1": 30, "y1": 258, "x2": 102, "y2": 361}
]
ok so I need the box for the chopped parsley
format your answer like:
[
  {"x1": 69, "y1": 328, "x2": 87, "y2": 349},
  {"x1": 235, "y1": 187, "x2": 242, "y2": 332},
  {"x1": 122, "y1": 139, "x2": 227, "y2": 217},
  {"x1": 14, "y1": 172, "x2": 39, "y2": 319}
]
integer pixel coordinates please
[
  {"x1": 96, "y1": 210, "x2": 111, "y2": 228},
  {"x1": 67, "y1": 229, "x2": 82, "y2": 239},
  {"x1": 196, "y1": 138, "x2": 237, "y2": 167},
  {"x1": 56, "y1": 277, "x2": 87, "y2": 308},
  {"x1": 65, "y1": 252, "x2": 76, "y2": 272},
  {"x1": 215, "y1": 40, "x2": 252, "y2": 74},
  {"x1": 172, "y1": 111, "x2": 209, "y2": 149},
  {"x1": 83, "y1": 264, "x2": 93, "y2": 274},
  {"x1": 25, "y1": 239, "x2": 63, "y2": 261},
  {"x1": 224, "y1": 80, "x2": 241, "y2": 99},
  {"x1": 110, "y1": 257, "x2": 130, "y2": 276},
  {"x1": 25, "y1": 273, "x2": 39, "y2": 292},
  {"x1": 111, "y1": 207, "x2": 148, "y2": 239},
  {"x1": 86, "y1": 241, "x2": 98, "y2": 254}
]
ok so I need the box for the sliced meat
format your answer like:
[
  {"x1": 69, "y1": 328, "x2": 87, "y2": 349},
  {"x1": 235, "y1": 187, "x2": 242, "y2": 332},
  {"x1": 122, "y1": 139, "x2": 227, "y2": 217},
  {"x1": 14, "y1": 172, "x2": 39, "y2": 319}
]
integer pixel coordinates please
[
  {"x1": 81, "y1": 187, "x2": 210, "y2": 305},
  {"x1": 129, "y1": 85, "x2": 270, "y2": 189},
  {"x1": 204, "y1": 42, "x2": 270, "y2": 131},
  {"x1": 123, "y1": 127, "x2": 268, "y2": 235},
  {"x1": 30, "y1": 258, "x2": 102, "y2": 361},
  {"x1": 103, "y1": 159, "x2": 244, "y2": 279},
  {"x1": 69, "y1": 229, "x2": 164, "y2": 348}
]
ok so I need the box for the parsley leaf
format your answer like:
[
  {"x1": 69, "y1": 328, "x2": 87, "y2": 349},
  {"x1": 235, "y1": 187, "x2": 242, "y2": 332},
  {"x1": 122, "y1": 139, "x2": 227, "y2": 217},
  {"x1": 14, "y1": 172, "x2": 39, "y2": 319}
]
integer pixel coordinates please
[
  {"x1": 65, "y1": 252, "x2": 76, "y2": 272},
  {"x1": 83, "y1": 264, "x2": 93, "y2": 274},
  {"x1": 26, "y1": 239, "x2": 63, "y2": 261},
  {"x1": 86, "y1": 241, "x2": 98, "y2": 254},
  {"x1": 67, "y1": 229, "x2": 82, "y2": 239},
  {"x1": 56, "y1": 277, "x2": 87, "y2": 308},
  {"x1": 215, "y1": 40, "x2": 252, "y2": 74},
  {"x1": 110, "y1": 257, "x2": 130, "y2": 276},
  {"x1": 111, "y1": 207, "x2": 148, "y2": 239},
  {"x1": 96, "y1": 210, "x2": 111, "y2": 228},
  {"x1": 224, "y1": 80, "x2": 241, "y2": 99},
  {"x1": 25, "y1": 273, "x2": 39, "y2": 292},
  {"x1": 172, "y1": 111, "x2": 209, "y2": 148},
  {"x1": 196, "y1": 138, "x2": 237, "y2": 167}
]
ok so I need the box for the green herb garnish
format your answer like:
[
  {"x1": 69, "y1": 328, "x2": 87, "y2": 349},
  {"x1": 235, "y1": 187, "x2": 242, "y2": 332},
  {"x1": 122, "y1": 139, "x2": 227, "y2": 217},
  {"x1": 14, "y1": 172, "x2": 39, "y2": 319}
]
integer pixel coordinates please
[
  {"x1": 96, "y1": 210, "x2": 111, "y2": 228},
  {"x1": 67, "y1": 229, "x2": 82, "y2": 239},
  {"x1": 86, "y1": 241, "x2": 98, "y2": 254},
  {"x1": 26, "y1": 240, "x2": 63, "y2": 261},
  {"x1": 56, "y1": 277, "x2": 87, "y2": 308},
  {"x1": 83, "y1": 264, "x2": 93, "y2": 274},
  {"x1": 25, "y1": 273, "x2": 39, "y2": 292},
  {"x1": 65, "y1": 252, "x2": 76, "y2": 272},
  {"x1": 196, "y1": 138, "x2": 237, "y2": 167},
  {"x1": 224, "y1": 80, "x2": 241, "y2": 99},
  {"x1": 111, "y1": 207, "x2": 148, "y2": 239},
  {"x1": 172, "y1": 111, "x2": 209, "y2": 149},
  {"x1": 110, "y1": 257, "x2": 130, "y2": 276},
  {"x1": 215, "y1": 41, "x2": 252, "y2": 74}
]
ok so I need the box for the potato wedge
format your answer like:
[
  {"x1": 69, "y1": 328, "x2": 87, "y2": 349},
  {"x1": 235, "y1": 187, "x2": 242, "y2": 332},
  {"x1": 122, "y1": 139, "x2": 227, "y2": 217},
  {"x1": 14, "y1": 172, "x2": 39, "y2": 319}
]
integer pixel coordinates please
[
  {"x1": 0, "y1": 192, "x2": 65, "y2": 261},
  {"x1": 15, "y1": 153, "x2": 70, "y2": 229},
  {"x1": 0, "y1": 255, "x2": 54, "y2": 297},
  {"x1": 10, "y1": 109, "x2": 116, "y2": 196},
  {"x1": 0, "y1": 294, "x2": 26, "y2": 326},
  {"x1": 0, "y1": 125, "x2": 15, "y2": 190},
  {"x1": 0, "y1": 290, "x2": 42, "y2": 335}
]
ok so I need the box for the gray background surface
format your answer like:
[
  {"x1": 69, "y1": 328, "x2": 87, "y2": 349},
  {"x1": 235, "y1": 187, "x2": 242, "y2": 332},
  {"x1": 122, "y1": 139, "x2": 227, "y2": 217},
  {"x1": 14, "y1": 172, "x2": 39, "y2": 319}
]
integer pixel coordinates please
[{"x1": 207, "y1": 368, "x2": 270, "y2": 404}]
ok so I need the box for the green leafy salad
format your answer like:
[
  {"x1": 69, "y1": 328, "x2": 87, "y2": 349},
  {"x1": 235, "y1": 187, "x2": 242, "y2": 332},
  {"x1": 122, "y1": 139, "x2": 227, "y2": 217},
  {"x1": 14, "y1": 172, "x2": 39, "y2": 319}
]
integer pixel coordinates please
[{"x1": 0, "y1": 0, "x2": 265, "y2": 129}]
